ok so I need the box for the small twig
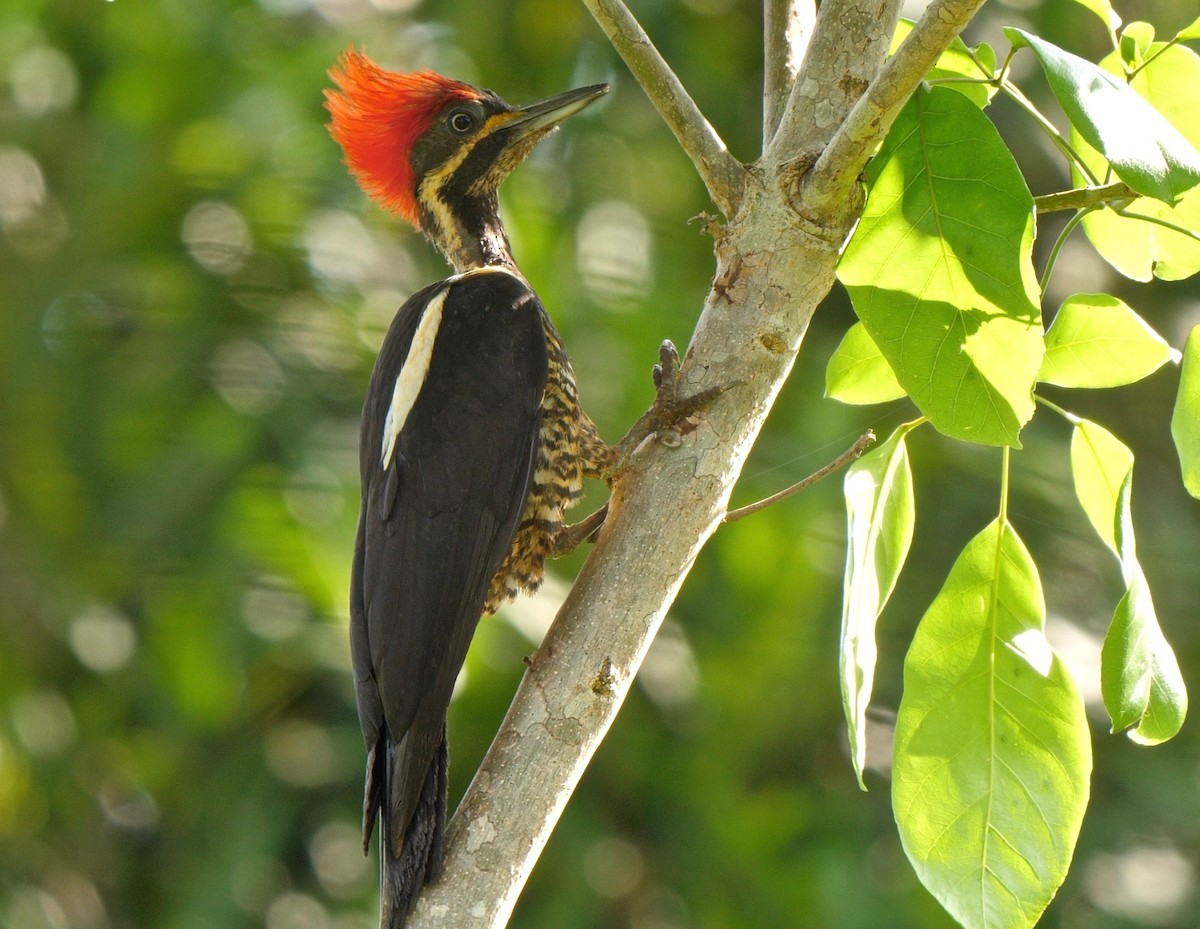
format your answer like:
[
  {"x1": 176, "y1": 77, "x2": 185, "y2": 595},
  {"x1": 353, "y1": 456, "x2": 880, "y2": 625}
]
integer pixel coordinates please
[
  {"x1": 798, "y1": 0, "x2": 989, "y2": 214},
  {"x1": 1034, "y1": 182, "x2": 1138, "y2": 214},
  {"x1": 723, "y1": 430, "x2": 876, "y2": 523},
  {"x1": 580, "y1": 0, "x2": 746, "y2": 217}
]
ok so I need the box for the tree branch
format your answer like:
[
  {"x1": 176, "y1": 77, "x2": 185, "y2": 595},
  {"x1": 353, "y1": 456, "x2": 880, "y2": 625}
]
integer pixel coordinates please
[
  {"x1": 763, "y1": 0, "x2": 817, "y2": 149},
  {"x1": 405, "y1": 175, "x2": 858, "y2": 927},
  {"x1": 404, "y1": 1, "x2": 906, "y2": 924},
  {"x1": 767, "y1": 0, "x2": 902, "y2": 164},
  {"x1": 580, "y1": 0, "x2": 746, "y2": 217},
  {"x1": 799, "y1": 0, "x2": 988, "y2": 214},
  {"x1": 410, "y1": 219, "x2": 847, "y2": 929}
]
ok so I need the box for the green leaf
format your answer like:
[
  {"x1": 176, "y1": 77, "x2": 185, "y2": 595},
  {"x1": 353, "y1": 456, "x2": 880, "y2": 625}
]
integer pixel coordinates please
[
  {"x1": 1102, "y1": 576, "x2": 1155, "y2": 732},
  {"x1": 1176, "y1": 14, "x2": 1200, "y2": 41},
  {"x1": 1070, "y1": 425, "x2": 1188, "y2": 742},
  {"x1": 891, "y1": 19, "x2": 996, "y2": 107},
  {"x1": 839, "y1": 424, "x2": 916, "y2": 789},
  {"x1": 826, "y1": 322, "x2": 907, "y2": 404},
  {"x1": 1074, "y1": 44, "x2": 1200, "y2": 281},
  {"x1": 1118, "y1": 22, "x2": 1155, "y2": 69},
  {"x1": 1064, "y1": 0, "x2": 1120, "y2": 31},
  {"x1": 1039, "y1": 293, "x2": 1178, "y2": 387},
  {"x1": 838, "y1": 86, "x2": 1043, "y2": 447},
  {"x1": 893, "y1": 519, "x2": 1091, "y2": 929},
  {"x1": 1102, "y1": 476, "x2": 1188, "y2": 743},
  {"x1": 1171, "y1": 325, "x2": 1200, "y2": 497},
  {"x1": 1101, "y1": 562, "x2": 1186, "y2": 743},
  {"x1": 1069, "y1": 418, "x2": 1133, "y2": 555},
  {"x1": 1009, "y1": 28, "x2": 1200, "y2": 203}
]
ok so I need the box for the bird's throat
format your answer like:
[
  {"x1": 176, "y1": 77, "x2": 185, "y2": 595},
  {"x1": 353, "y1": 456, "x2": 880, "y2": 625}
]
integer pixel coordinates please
[{"x1": 424, "y1": 195, "x2": 518, "y2": 274}]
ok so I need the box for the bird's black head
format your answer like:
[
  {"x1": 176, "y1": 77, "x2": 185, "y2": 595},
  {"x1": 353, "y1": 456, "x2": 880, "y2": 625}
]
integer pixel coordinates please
[{"x1": 327, "y1": 48, "x2": 609, "y2": 270}]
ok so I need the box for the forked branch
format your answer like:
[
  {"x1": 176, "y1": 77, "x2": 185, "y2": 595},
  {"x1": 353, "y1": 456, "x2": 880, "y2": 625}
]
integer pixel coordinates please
[
  {"x1": 800, "y1": 0, "x2": 990, "y2": 212},
  {"x1": 767, "y1": 0, "x2": 902, "y2": 164},
  {"x1": 403, "y1": 0, "x2": 995, "y2": 925}
]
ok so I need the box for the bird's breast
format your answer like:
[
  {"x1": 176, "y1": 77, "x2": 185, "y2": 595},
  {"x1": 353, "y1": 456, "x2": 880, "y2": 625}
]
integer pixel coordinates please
[{"x1": 484, "y1": 315, "x2": 594, "y2": 610}]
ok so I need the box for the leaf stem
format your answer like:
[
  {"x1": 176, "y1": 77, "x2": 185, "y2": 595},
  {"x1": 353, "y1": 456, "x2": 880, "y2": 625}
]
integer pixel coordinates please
[
  {"x1": 1113, "y1": 207, "x2": 1200, "y2": 244},
  {"x1": 1034, "y1": 392, "x2": 1082, "y2": 424},
  {"x1": 998, "y1": 81, "x2": 1102, "y2": 186},
  {"x1": 1038, "y1": 206, "x2": 1096, "y2": 295},
  {"x1": 1128, "y1": 37, "x2": 1181, "y2": 81},
  {"x1": 999, "y1": 445, "x2": 1011, "y2": 526},
  {"x1": 967, "y1": 41, "x2": 1002, "y2": 80}
]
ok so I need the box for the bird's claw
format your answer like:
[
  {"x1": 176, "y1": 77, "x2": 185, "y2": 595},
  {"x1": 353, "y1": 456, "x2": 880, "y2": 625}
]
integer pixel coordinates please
[
  {"x1": 605, "y1": 339, "x2": 731, "y2": 479},
  {"x1": 651, "y1": 340, "x2": 681, "y2": 403},
  {"x1": 549, "y1": 504, "x2": 609, "y2": 557}
]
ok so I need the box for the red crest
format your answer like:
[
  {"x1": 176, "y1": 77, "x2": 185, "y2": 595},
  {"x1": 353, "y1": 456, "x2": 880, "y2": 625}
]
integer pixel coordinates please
[{"x1": 325, "y1": 49, "x2": 480, "y2": 227}]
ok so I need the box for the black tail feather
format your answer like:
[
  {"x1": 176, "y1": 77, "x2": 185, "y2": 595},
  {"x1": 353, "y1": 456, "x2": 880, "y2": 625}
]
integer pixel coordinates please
[{"x1": 379, "y1": 725, "x2": 449, "y2": 929}]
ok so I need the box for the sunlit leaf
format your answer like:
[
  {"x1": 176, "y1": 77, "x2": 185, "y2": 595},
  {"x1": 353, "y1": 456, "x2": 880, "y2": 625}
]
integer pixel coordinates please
[
  {"x1": 1071, "y1": 425, "x2": 1188, "y2": 742},
  {"x1": 891, "y1": 19, "x2": 996, "y2": 107},
  {"x1": 839, "y1": 423, "x2": 916, "y2": 789},
  {"x1": 1073, "y1": 44, "x2": 1200, "y2": 280},
  {"x1": 1102, "y1": 576, "x2": 1155, "y2": 732},
  {"x1": 1069, "y1": 418, "x2": 1133, "y2": 554},
  {"x1": 838, "y1": 86, "x2": 1043, "y2": 447},
  {"x1": 1176, "y1": 14, "x2": 1200, "y2": 41},
  {"x1": 893, "y1": 519, "x2": 1091, "y2": 929},
  {"x1": 1064, "y1": 0, "x2": 1120, "y2": 31},
  {"x1": 1104, "y1": 476, "x2": 1187, "y2": 742},
  {"x1": 1127, "y1": 645, "x2": 1189, "y2": 745},
  {"x1": 1172, "y1": 325, "x2": 1200, "y2": 497},
  {"x1": 1118, "y1": 22, "x2": 1155, "y2": 69},
  {"x1": 825, "y1": 322, "x2": 906, "y2": 404},
  {"x1": 1102, "y1": 560, "x2": 1186, "y2": 743},
  {"x1": 1039, "y1": 293, "x2": 1178, "y2": 387},
  {"x1": 1009, "y1": 29, "x2": 1200, "y2": 203}
]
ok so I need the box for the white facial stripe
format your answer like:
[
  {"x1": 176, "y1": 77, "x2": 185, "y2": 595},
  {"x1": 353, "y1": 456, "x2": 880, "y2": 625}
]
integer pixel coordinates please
[
  {"x1": 453, "y1": 265, "x2": 522, "y2": 284},
  {"x1": 380, "y1": 288, "x2": 449, "y2": 470}
]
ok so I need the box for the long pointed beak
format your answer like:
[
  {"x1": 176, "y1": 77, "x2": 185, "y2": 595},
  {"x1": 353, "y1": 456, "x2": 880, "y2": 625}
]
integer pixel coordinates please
[{"x1": 503, "y1": 83, "x2": 610, "y2": 138}]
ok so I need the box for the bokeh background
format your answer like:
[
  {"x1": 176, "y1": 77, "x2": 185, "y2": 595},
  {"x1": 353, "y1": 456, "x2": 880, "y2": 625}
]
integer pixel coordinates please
[{"x1": 3, "y1": 0, "x2": 1200, "y2": 927}]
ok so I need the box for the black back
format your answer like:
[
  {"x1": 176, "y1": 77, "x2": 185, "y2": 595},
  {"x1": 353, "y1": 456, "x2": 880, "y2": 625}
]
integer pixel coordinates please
[{"x1": 350, "y1": 267, "x2": 548, "y2": 861}]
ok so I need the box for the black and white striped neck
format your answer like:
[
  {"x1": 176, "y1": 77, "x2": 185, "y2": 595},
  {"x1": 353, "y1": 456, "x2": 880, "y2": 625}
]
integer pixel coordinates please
[{"x1": 419, "y1": 193, "x2": 519, "y2": 275}]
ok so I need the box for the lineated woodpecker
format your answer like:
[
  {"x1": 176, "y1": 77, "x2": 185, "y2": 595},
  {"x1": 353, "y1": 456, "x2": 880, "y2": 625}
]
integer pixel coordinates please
[{"x1": 326, "y1": 48, "x2": 714, "y2": 927}]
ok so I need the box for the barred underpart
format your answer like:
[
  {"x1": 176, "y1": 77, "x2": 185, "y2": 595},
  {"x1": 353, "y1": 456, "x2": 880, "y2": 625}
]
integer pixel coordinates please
[{"x1": 484, "y1": 313, "x2": 610, "y2": 611}]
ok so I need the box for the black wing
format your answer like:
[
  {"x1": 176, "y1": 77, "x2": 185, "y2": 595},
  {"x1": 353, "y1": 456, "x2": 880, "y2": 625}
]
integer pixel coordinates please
[{"x1": 350, "y1": 269, "x2": 548, "y2": 855}]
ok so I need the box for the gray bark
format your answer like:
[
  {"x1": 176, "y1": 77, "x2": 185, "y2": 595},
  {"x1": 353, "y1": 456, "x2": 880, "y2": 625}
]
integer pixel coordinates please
[{"x1": 405, "y1": 0, "x2": 989, "y2": 924}]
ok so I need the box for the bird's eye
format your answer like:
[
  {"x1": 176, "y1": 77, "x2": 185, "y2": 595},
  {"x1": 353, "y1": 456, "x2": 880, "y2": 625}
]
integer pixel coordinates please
[{"x1": 447, "y1": 109, "x2": 476, "y2": 134}]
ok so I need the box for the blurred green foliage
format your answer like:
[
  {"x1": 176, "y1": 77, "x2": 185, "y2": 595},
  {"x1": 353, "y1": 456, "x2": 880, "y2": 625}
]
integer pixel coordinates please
[{"x1": 1, "y1": 1, "x2": 1199, "y2": 927}]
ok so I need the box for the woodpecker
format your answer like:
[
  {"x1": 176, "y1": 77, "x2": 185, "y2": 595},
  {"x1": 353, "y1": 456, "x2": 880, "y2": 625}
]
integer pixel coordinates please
[{"x1": 325, "y1": 49, "x2": 615, "y2": 927}]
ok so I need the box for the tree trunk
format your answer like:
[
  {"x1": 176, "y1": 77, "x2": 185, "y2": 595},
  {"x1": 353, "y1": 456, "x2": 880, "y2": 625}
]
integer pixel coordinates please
[{"x1": 405, "y1": 0, "x2": 987, "y2": 924}]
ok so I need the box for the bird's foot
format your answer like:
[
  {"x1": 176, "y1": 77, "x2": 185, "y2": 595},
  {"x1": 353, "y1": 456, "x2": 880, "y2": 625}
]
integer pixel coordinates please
[
  {"x1": 549, "y1": 503, "x2": 609, "y2": 558},
  {"x1": 605, "y1": 340, "x2": 730, "y2": 480}
]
